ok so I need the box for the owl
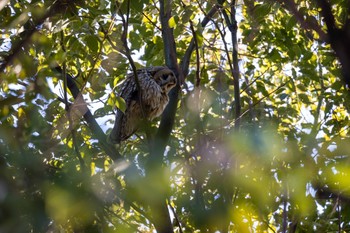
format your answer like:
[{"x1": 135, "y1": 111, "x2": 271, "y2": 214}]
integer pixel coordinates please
[{"x1": 108, "y1": 66, "x2": 177, "y2": 144}]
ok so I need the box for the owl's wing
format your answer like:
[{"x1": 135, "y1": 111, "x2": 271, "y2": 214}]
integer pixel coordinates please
[
  {"x1": 108, "y1": 76, "x2": 137, "y2": 144},
  {"x1": 123, "y1": 69, "x2": 162, "y2": 109},
  {"x1": 108, "y1": 108, "x2": 123, "y2": 144},
  {"x1": 139, "y1": 72, "x2": 163, "y2": 103},
  {"x1": 108, "y1": 69, "x2": 165, "y2": 144}
]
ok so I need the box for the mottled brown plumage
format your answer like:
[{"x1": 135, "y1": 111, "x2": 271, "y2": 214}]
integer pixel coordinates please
[{"x1": 108, "y1": 66, "x2": 177, "y2": 144}]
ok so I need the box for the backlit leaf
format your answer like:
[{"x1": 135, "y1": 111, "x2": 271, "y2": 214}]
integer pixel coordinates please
[{"x1": 168, "y1": 16, "x2": 176, "y2": 28}]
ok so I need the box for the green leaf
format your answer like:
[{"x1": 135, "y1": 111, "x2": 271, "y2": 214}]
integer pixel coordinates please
[
  {"x1": 279, "y1": 93, "x2": 289, "y2": 100},
  {"x1": 168, "y1": 16, "x2": 176, "y2": 28},
  {"x1": 298, "y1": 93, "x2": 310, "y2": 103},
  {"x1": 254, "y1": 3, "x2": 272, "y2": 21},
  {"x1": 130, "y1": 0, "x2": 144, "y2": 12},
  {"x1": 296, "y1": 84, "x2": 307, "y2": 91},
  {"x1": 182, "y1": 8, "x2": 193, "y2": 23},
  {"x1": 286, "y1": 16, "x2": 297, "y2": 31},
  {"x1": 85, "y1": 35, "x2": 99, "y2": 53},
  {"x1": 2, "y1": 1, "x2": 350, "y2": 231},
  {"x1": 115, "y1": 96, "x2": 126, "y2": 113}
]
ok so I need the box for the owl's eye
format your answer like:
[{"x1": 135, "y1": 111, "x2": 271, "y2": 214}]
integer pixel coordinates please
[{"x1": 161, "y1": 74, "x2": 168, "y2": 80}]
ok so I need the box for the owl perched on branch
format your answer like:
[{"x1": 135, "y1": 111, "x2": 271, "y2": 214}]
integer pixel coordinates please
[{"x1": 108, "y1": 66, "x2": 177, "y2": 144}]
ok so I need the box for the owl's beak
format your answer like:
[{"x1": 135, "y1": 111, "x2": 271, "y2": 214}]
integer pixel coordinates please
[{"x1": 161, "y1": 76, "x2": 177, "y2": 91}]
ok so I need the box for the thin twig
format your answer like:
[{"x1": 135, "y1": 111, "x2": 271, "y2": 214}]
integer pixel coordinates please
[
  {"x1": 104, "y1": 207, "x2": 142, "y2": 233},
  {"x1": 169, "y1": 202, "x2": 184, "y2": 233},
  {"x1": 117, "y1": 0, "x2": 142, "y2": 92},
  {"x1": 231, "y1": 79, "x2": 290, "y2": 126},
  {"x1": 189, "y1": 20, "x2": 201, "y2": 87},
  {"x1": 180, "y1": 2, "x2": 221, "y2": 77},
  {"x1": 142, "y1": 12, "x2": 162, "y2": 31},
  {"x1": 179, "y1": 0, "x2": 197, "y2": 73},
  {"x1": 116, "y1": 0, "x2": 151, "y2": 143},
  {"x1": 240, "y1": 66, "x2": 276, "y2": 94}
]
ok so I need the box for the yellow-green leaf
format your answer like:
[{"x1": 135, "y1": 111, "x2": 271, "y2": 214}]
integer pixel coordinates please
[
  {"x1": 90, "y1": 162, "x2": 96, "y2": 176},
  {"x1": 18, "y1": 107, "x2": 25, "y2": 118},
  {"x1": 115, "y1": 96, "x2": 126, "y2": 113},
  {"x1": 168, "y1": 16, "x2": 176, "y2": 28}
]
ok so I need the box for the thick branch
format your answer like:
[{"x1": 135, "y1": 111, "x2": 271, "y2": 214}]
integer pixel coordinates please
[
  {"x1": 144, "y1": 1, "x2": 181, "y2": 232},
  {"x1": 316, "y1": 0, "x2": 350, "y2": 87},
  {"x1": 276, "y1": 0, "x2": 350, "y2": 87},
  {"x1": 153, "y1": 0, "x2": 183, "y2": 156},
  {"x1": 54, "y1": 67, "x2": 120, "y2": 161},
  {"x1": 229, "y1": 2, "x2": 241, "y2": 129},
  {"x1": 316, "y1": 0, "x2": 336, "y2": 34}
]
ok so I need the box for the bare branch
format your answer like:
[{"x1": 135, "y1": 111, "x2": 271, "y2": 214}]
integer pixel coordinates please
[{"x1": 315, "y1": 1, "x2": 350, "y2": 87}]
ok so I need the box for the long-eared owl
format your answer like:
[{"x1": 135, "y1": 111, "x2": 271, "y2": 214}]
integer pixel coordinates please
[{"x1": 108, "y1": 66, "x2": 177, "y2": 144}]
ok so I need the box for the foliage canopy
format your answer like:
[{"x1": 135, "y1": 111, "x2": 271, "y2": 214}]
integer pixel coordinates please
[{"x1": 1, "y1": 0, "x2": 350, "y2": 232}]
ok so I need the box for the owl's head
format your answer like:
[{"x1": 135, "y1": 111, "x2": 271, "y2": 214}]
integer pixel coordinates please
[{"x1": 152, "y1": 67, "x2": 177, "y2": 93}]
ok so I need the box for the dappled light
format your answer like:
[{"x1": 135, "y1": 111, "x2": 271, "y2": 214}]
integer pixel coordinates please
[{"x1": 1, "y1": 0, "x2": 350, "y2": 232}]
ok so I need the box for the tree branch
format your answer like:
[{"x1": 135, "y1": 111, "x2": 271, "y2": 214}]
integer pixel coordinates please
[
  {"x1": 316, "y1": 0, "x2": 350, "y2": 87},
  {"x1": 54, "y1": 67, "x2": 120, "y2": 161},
  {"x1": 232, "y1": 79, "x2": 290, "y2": 126},
  {"x1": 276, "y1": 0, "x2": 350, "y2": 87},
  {"x1": 316, "y1": 0, "x2": 336, "y2": 34},
  {"x1": 180, "y1": 3, "x2": 221, "y2": 77},
  {"x1": 0, "y1": 0, "x2": 76, "y2": 73},
  {"x1": 189, "y1": 20, "x2": 201, "y2": 87},
  {"x1": 228, "y1": 1, "x2": 241, "y2": 129},
  {"x1": 143, "y1": 1, "x2": 182, "y2": 232},
  {"x1": 60, "y1": 31, "x2": 87, "y2": 171},
  {"x1": 276, "y1": 0, "x2": 329, "y2": 42},
  {"x1": 153, "y1": 0, "x2": 183, "y2": 156}
]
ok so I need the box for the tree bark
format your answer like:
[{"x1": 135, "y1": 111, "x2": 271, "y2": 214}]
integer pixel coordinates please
[{"x1": 55, "y1": 67, "x2": 120, "y2": 161}]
